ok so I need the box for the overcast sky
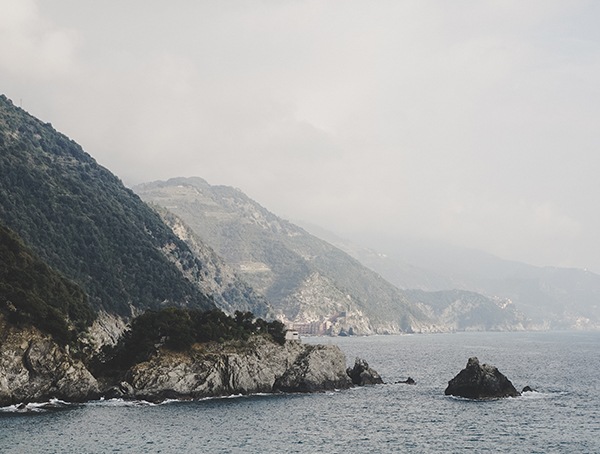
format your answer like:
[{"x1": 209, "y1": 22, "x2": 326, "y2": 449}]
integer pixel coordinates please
[{"x1": 2, "y1": 0, "x2": 600, "y2": 272}]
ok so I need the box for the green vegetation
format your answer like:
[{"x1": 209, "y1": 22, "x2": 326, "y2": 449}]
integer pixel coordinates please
[
  {"x1": 95, "y1": 308, "x2": 286, "y2": 373},
  {"x1": 0, "y1": 95, "x2": 213, "y2": 316},
  {"x1": 0, "y1": 223, "x2": 94, "y2": 344}
]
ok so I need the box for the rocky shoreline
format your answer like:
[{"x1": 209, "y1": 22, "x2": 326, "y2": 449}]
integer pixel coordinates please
[
  {"x1": 0, "y1": 318, "x2": 381, "y2": 406},
  {"x1": 2, "y1": 314, "x2": 533, "y2": 407},
  {"x1": 105, "y1": 337, "x2": 354, "y2": 402}
]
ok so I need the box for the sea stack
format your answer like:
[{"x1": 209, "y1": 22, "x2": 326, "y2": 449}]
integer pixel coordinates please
[
  {"x1": 444, "y1": 357, "x2": 520, "y2": 399},
  {"x1": 346, "y1": 357, "x2": 384, "y2": 385}
]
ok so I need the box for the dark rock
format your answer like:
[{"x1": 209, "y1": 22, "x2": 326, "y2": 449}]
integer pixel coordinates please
[
  {"x1": 103, "y1": 381, "x2": 135, "y2": 400},
  {"x1": 346, "y1": 357, "x2": 384, "y2": 386},
  {"x1": 444, "y1": 357, "x2": 520, "y2": 399},
  {"x1": 396, "y1": 377, "x2": 416, "y2": 385},
  {"x1": 522, "y1": 386, "x2": 535, "y2": 393}
]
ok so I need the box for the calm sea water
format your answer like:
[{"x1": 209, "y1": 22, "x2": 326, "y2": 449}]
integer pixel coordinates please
[{"x1": 1, "y1": 331, "x2": 599, "y2": 453}]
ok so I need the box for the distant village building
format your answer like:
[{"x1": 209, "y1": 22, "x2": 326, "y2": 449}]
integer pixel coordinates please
[
  {"x1": 285, "y1": 330, "x2": 300, "y2": 341},
  {"x1": 290, "y1": 320, "x2": 332, "y2": 336}
]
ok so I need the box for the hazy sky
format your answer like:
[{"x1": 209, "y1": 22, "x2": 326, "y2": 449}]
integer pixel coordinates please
[{"x1": 2, "y1": 0, "x2": 600, "y2": 272}]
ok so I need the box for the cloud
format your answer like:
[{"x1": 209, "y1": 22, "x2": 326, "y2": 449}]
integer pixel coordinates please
[
  {"x1": 0, "y1": 0, "x2": 80, "y2": 79},
  {"x1": 2, "y1": 0, "x2": 600, "y2": 271}
]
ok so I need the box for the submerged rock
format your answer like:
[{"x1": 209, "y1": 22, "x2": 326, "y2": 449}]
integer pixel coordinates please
[
  {"x1": 444, "y1": 357, "x2": 520, "y2": 399},
  {"x1": 346, "y1": 357, "x2": 384, "y2": 386}
]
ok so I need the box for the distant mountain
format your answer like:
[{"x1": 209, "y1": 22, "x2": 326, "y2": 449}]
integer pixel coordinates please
[
  {"x1": 135, "y1": 177, "x2": 526, "y2": 333},
  {"x1": 332, "y1": 233, "x2": 600, "y2": 330},
  {"x1": 296, "y1": 221, "x2": 456, "y2": 290},
  {"x1": 403, "y1": 289, "x2": 526, "y2": 331},
  {"x1": 0, "y1": 95, "x2": 269, "y2": 324}
]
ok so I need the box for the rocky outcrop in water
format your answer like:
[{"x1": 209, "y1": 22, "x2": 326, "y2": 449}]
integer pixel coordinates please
[
  {"x1": 0, "y1": 316, "x2": 99, "y2": 406},
  {"x1": 346, "y1": 357, "x2": 384, "y2": 385},
  {"x1": 396, "y1": 377, "x2": 415, "y2": 385},
  {"x1": 113, "y1": 336, "x2": 351, "y2": 402},
  {"x1": 444, "y1": 357, "x2": 520, "y2": 399}
]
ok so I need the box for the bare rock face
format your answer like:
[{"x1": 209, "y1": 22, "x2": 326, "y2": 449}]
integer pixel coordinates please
[
  {"x1": 0, "y1": 317, "x2": 99, "y2": 406},
  {"x1": 444, "y1": 357, "x2": 520, "y2": 399},
  {"x1": 121, "y1": 337, "x2": 351, "y2": 401},
  {"x1": 346, "y1": 357, "x2": 384, "y2": 385},
  {"x1": 273, "y1": 344, "x2": 352, "y2": 392},
  {"x1": 85, "y1": 311, "x2": 129, "y2": 352}
]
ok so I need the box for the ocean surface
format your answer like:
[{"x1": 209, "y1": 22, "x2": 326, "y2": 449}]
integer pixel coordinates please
[{"x1": 1, "y1": 331, "x2": 599, "y2": 453}]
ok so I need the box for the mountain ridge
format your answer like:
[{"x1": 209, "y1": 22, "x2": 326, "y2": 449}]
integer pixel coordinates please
[
  {"x1": 301, "y1": 224, "x2": 600, "y2": 329},
  {"x1": 135, "y1": 177, "x2": 527, "y2": 334}
]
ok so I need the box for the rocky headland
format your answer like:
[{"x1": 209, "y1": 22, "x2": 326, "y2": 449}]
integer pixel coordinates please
[
  {"x1": 1, "y1": 319, "x2": 378, "y2": 406},
  {"x1": 111, "y1": 336, "x2": 352, "y2": 401}
]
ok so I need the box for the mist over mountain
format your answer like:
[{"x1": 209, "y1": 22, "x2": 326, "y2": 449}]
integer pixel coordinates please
[
  {"x1": 2, "y1": 90, "x2": 592, "y2": 337},
  {"x1": 135, "y1": 177, "x2": 525, "y2": 333},
  {"x1": 305, "y1": 227, "x2": 600, "y2": 330},
  {"x1": 295, "y1": 221, "x2": 456, "y2": 291}
]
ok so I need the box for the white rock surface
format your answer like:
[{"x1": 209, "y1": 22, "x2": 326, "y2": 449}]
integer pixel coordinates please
[
  {"x1": 0, "y1": 315, "x2": 99, "y2": 406},
  {"x1": 126, "y1": 336, "x2": 351, "y2": 400}
]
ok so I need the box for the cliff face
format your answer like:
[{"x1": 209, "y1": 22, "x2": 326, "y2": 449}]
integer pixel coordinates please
[
  {"x1": 118, "y1": 336, "x2": 351, "y2": 401},
  {"x1": 0, "y1": 315, "x2": 99, "y2": 406},
  {"x1": 2, "y1": 320, "x2": 353, "y2": 405}
]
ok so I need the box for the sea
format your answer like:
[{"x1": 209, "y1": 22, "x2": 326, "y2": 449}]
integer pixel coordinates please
[{"x1": 1, "y1": 331, "x2": 599, "y2": 453}]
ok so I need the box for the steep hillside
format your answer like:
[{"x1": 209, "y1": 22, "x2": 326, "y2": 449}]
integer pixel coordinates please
[
  {"x1": 135, "y1": 178, "x2": 428, "y2": 333},
  {"x1": 0, "y1": 95, "x2": 216, "y2": 316},
  {"x1": 152, "y1": 206, "x2": 273, "y2": 318},
  {"x1": 0, "y1": 223, "x2": 93, "y2": 344},
  {"x1": 135, "y1": 177, "x2": 527, "y2": 333}
]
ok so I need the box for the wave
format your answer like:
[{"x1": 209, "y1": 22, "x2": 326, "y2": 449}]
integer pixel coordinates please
[
  {"x1": 520, "y1": 389, "x2": 566, "y2": 400},
  {"x1": 90, "y1": 392, "x2": 281, "y2": 408},
  {"x1": 0, "y1": 398, "x2": 76, "y2": 413},
  {"x1": 445, "y1": 389, "x2": 562, "y2": 403}
]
